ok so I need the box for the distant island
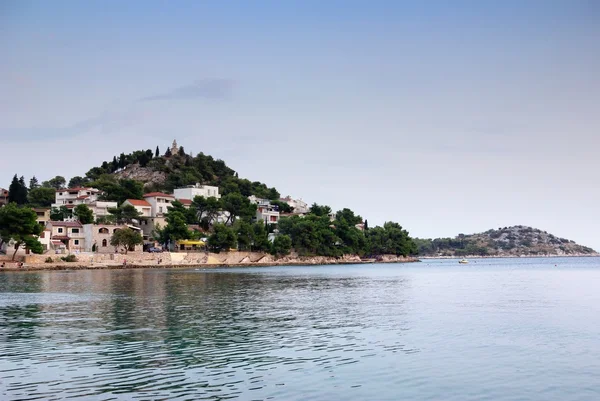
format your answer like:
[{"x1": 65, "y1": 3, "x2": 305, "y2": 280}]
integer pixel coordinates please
[{"x1": 415, "y1": 226, "x2": 598, "y2": 257}]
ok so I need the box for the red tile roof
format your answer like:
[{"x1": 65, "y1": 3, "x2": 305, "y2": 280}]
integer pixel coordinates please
[
  {"x1": 125, "y1": 199, "x2": 152, "y2": 207},
  {"x1": 143, "y1": 192, "x2": 174, "y2": 198},
  {"x1": 49, "y1": 221, "x2": 82, "y2": 227},
  {"x1": 76, "y1": 195, "x2": 89, "y2": 200},
  {"x1": 51, "y1": 236, "x2": 70, "y2": 240},
  {"x1": 178, "y1": 198, "x2": 192, "y2": 205}
]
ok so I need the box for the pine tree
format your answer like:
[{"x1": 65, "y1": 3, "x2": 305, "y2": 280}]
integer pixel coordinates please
[
  {"x1": 178, "y1": 146, "x2": 186, "y2": 156},
  {"x1": 111, "y1": 156, "x2": 118, "y2": 172},
  {"x1": 29, "y1": 176, "x2": 39, "y2": 189},
  {"x1": 18, "y1": 176, "x2": 28, "y2": 204},
  {"x1": 364, "y1": 219, "x2": 369, "y2": 231},
  {"x1": 165, "y1": 147, "x2": 172, "y2": 157},
  {"x1": 155, "y1": 146, "x2": 160, "y2": 158}
]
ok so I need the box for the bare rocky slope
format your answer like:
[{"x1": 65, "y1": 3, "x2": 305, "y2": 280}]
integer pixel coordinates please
[{"x1": 415, "y1": 226, "x2": 598, "y2": 257}]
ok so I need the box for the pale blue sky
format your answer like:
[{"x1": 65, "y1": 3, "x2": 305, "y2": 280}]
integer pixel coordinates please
[{"x1": 1, "y1": 1, "x2": 599, "y2": 249}]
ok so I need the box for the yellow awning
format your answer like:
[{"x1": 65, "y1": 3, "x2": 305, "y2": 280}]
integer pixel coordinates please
[{"x1": 177, "y1": 240, "x2": 205, "y2": 246}]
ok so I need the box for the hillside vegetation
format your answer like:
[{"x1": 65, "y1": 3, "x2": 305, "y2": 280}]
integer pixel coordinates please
[{"x1": 415, "y1": 226, "x2": 598, "y2": 257}]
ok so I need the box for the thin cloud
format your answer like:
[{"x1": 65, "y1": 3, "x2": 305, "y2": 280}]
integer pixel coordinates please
[{"x1": 139, "y1": 79, "x2": 234, "y2": 102}]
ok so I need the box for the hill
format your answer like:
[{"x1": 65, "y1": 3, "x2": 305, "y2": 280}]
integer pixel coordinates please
[{"x1": 415, "y1": 226, "x2": 598, "y2": 257}]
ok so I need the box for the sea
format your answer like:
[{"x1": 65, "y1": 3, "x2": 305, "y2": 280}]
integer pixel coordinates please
[{"x1": 1, "y1": 257, "x2": 599, "y2": 400}]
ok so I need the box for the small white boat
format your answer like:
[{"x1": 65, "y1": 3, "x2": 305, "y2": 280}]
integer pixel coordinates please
[{"x1": 458, "y1": 259, "x2": 469, "y2": 264}]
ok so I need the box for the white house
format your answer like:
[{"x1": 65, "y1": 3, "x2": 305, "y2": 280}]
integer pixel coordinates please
[
  {"x1": 143, "y1": 192, "x2": 175, "y2": 217},
  {"x1": 122, "y1": 199, "x2": 152, "y2": 217},
  {"x1": 248, "y1": 196, "x2": 280, "y2": 225},
  {"x1": 52, "y1": 187, "x2": 117, "y2": 220},
  {"x1": 174, "y1": 183, "x2": 220, "y2": 200},
  {"x1": 280, "y1": 196, "x2": 309, "y2": 214}
]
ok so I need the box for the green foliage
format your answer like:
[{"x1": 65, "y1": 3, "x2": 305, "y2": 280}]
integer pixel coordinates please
[
  {"x1": 368, "y1": 222, "x2": 416, "y2": 256},
  {"x1": 61, "y1": 254, "x2": 77, "y2": 262},
  {"x1": 23, "y1": 235, "x2": 44, "y2": 255},
  {"x1": 110, "y1": 228, "x2": 143, "y2": 254},
  {"x1": 89, "y1": 176, "x2": 144, "y2": 204},
  {"x1": 8, "y1": 175, "x2": 28, "y2": 205},
  {"x1": 0, "y1": 203, "x2": 43, "y2": 260},
  {"x1": 45, "y1": 257, "x2": 54, "y2": 263},
  {"x1": 208, "y1": 224, "x2": 237, "y2": 253},
  {"x1": 50, "y1": 206, "x2": 72, "y2": 221},
  {"x1": 252, "y1": 222, "x2": 271, "y2": 252},
  {"x1": 192, "y1": 196, "x2": 222, "y2": 229},
  {"x1": 29, "y1": 176, "x2": 39, "y2": 189},
  {"x1": 74, "y1": 204, "x2": 94, "y2": 224},
  {"x1": 108, "y1": 204, "x2": 143, "y2": 224},
  {"x1": 271, "y1": 200, "x2": 293, "y2": 213},
  {"x1": 234, "y1": 220, "x2": 254, "y2": 251},
  {"x1": 278, "y1": 214, "x2": 342, "y2": 257},
  {"x1": 27, "y1": 187, "x2": 55, "y2": 207},
  {"x1": 42, "y1": 176, "x2": 66, "y2": 190},
  {"x1": 166, "y1": 200, "x2": 197, "y2": 225},
  {"x1": 154, "y1": 205, "x2": 191, "y2": 245},
  {"x1": 68, "y1": 176, "x2": 88, "y2": 188},
  {"x1": 221, "y1": 193, "x2": 256, "y2": 225},
  {"x1": 271, "y1": 235, "x2": 292, "y2": 257},
  {"x1": 309, "y1": 203, "x2": 332, "y2": 217}
]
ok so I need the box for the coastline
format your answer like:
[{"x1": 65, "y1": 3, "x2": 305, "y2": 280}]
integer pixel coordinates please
[
  {"x1": 0, "y1": 253, "x2": 420, "y2": 272},
  {"x1": 419, "y1": 253, "x2": 599, "y2": 259}
]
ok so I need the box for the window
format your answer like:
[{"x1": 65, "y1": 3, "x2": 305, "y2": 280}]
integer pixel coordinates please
[
  {"x1": 102, "y1": 239, "x2": 107, "y2": 247},
  {"x1": 159, "y1": 207, "x2": 163, "y2": 213},
  {"x1": 99, "y1": 228, "x2": 109, "y2": 234},
  {"x1": 58, "y1": 228, "x2": 63, "y2": 233},
  {"x1": 113, "y1": 228, "x2": 119, "y2": 233},
  {"x1": 59, "y1": 192, "x2": 63, "y2": 195},
  {"x1": 270, "y1": 216, "x2": 277, "y2": 222},
  {"x1": 71, "y1": 228, "x2": 79, "y2": 234},
  {"x1": 74, "y1": 240, "x2": 79, "y2": 245}
]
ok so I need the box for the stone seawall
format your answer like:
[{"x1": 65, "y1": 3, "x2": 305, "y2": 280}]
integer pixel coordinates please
[{"x1": 0, "y1": 251, "x2": 419, "y2": 271}]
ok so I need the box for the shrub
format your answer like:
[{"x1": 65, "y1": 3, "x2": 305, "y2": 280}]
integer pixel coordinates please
[
  {"x1": 45, "y1": 257, "x2": 54, "y2": 263},
  {"x1": 61, "y1": 254, "x2": 77, "y2": 262}
]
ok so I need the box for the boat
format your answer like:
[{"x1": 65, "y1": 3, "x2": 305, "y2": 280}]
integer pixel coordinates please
[{"x1": 458, "y1": 259, "x2": 469, "y2": 264}]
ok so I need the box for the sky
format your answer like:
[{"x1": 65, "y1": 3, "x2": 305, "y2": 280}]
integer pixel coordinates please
[{"x1": 1, "y1": 0, "x2": 599, "y2": 249}]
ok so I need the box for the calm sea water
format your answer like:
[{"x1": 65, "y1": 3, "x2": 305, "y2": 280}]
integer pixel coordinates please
[{"x1": 1, "y1": 257, "x2": 600, "y2": 401}]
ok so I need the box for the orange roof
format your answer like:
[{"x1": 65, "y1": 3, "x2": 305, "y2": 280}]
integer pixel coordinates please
[
  {"x1": 178, "y1": 198, "x2": 192, "y2": 205},
  {"x1": 125, "y1": 199, "x2": 151, "y2": 207},
  {"x1": 143, "y1": 192, "x2": 174, "y2": 198}
]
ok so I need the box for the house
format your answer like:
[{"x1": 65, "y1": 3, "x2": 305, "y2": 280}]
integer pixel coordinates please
[
  {"x1": 0, "y1": 187, "x2": 8, "y2": 206},
  {"x1": 174, "y1": 183, "x2": 220, "y2": 200},
  {"x1": 33, "y1": 208, "x2": 51, "y2": 227},
  {"x1": 178, "y1": 198, "x2": 192, "y2": 208},
  {"x1": 122, "y1": 199, "x2": 152, "y2": 217},
  {"x1": 280, "y1": 196, "x2": 309, "y2": 214},
  {"x1": 143, "y1": 192, "x2": 175, "y2": 217},
  {"x1": 139, "y1": 192, "x2": 175, "y2": 240},
  {"x1": 82, "y1": 224, "x2": 143, "y2": 253},
  {"x1": 47, "y1": 221, "x2": 85, "y2": 252},
  {"x1": 52, "y1": 187, "x2": 117, "y2": 220},
  {"x1": 248, "y1": 196, "x2": 280, "y2": 225}
]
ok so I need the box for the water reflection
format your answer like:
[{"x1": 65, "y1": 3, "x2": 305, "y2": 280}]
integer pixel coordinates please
[{"x1": 0, "y1": 268, "x2": 413, "y2": 400}]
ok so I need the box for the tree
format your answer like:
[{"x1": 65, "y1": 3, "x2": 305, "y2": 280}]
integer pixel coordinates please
[
  {"x1": 234, "y1": 220, "x2": 254, "y2": 251},
  {"x1": 43, "y1": 176, "x2": 66, "y2": 190},
  {"x1": 208, "y1": 224, "x2": 237, "y2": 253},
  {"x1": 0, "y1": 203, "x2": 43, "y2": 260},
  {"x1": 28, "y1": 187, "x2": 56, "y2": 207},
  {"x1": 221, "y1": 193, "x2": 256, "y2": 225},
  {"x1": 29, "y1": 176, "x2": 39, "y2": 189},
  {"x1": 110, "y1": 228, "x2": 143, "y2": 254},
  {"x1": 90, "y1": 176, "x2": 143, "y2": 204},
  {"x1": 252, "y1": 221, "x2": 271, "y2": 252},
  {"x1": 178, "y1": 146, "x2": 186, "y2": 157},
  {"x1": 271, "y1": 235, "x2": 292, "y2": 257},
  {"x1": 8, "y1": 175, "x2": 27, "y2": 205},
  {"x1": 364, "y1": 219, "x2": 369, "y2": 231},
  {"x1": 68, "y1": 176, "x2": 87, "y2": 188},
  {"x1": 154, "y1": 207, "x2": 190, "y2": 246},
  {"x1": 309, "y1": 203, "x2": 332, "y2": 217},
  {"x1": 192, "y1": 196, "x2": 222, "y2": 229},
  {"x1": 165, "y1": 147, "x2": 172, "y2": 157},
  {"x1": 74, "y1": 204, "x2": 94, "y2": 224},
  {"x1": 155, "y1": 146, "x2": 160, "y2": 158},
  {"x1": 50, "y1": 206, "x2": 72, "y2": 221},
  {"x1": 271, "y1": 200, "x2": 293, "y2": 213},
  {"x1": 108, "y1": 204, "x2": 142, "y2": 224}
]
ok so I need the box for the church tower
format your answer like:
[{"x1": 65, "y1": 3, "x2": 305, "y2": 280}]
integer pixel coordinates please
[{"x1": 170, "y1": 139, "x2": 179, "y2": 155}]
